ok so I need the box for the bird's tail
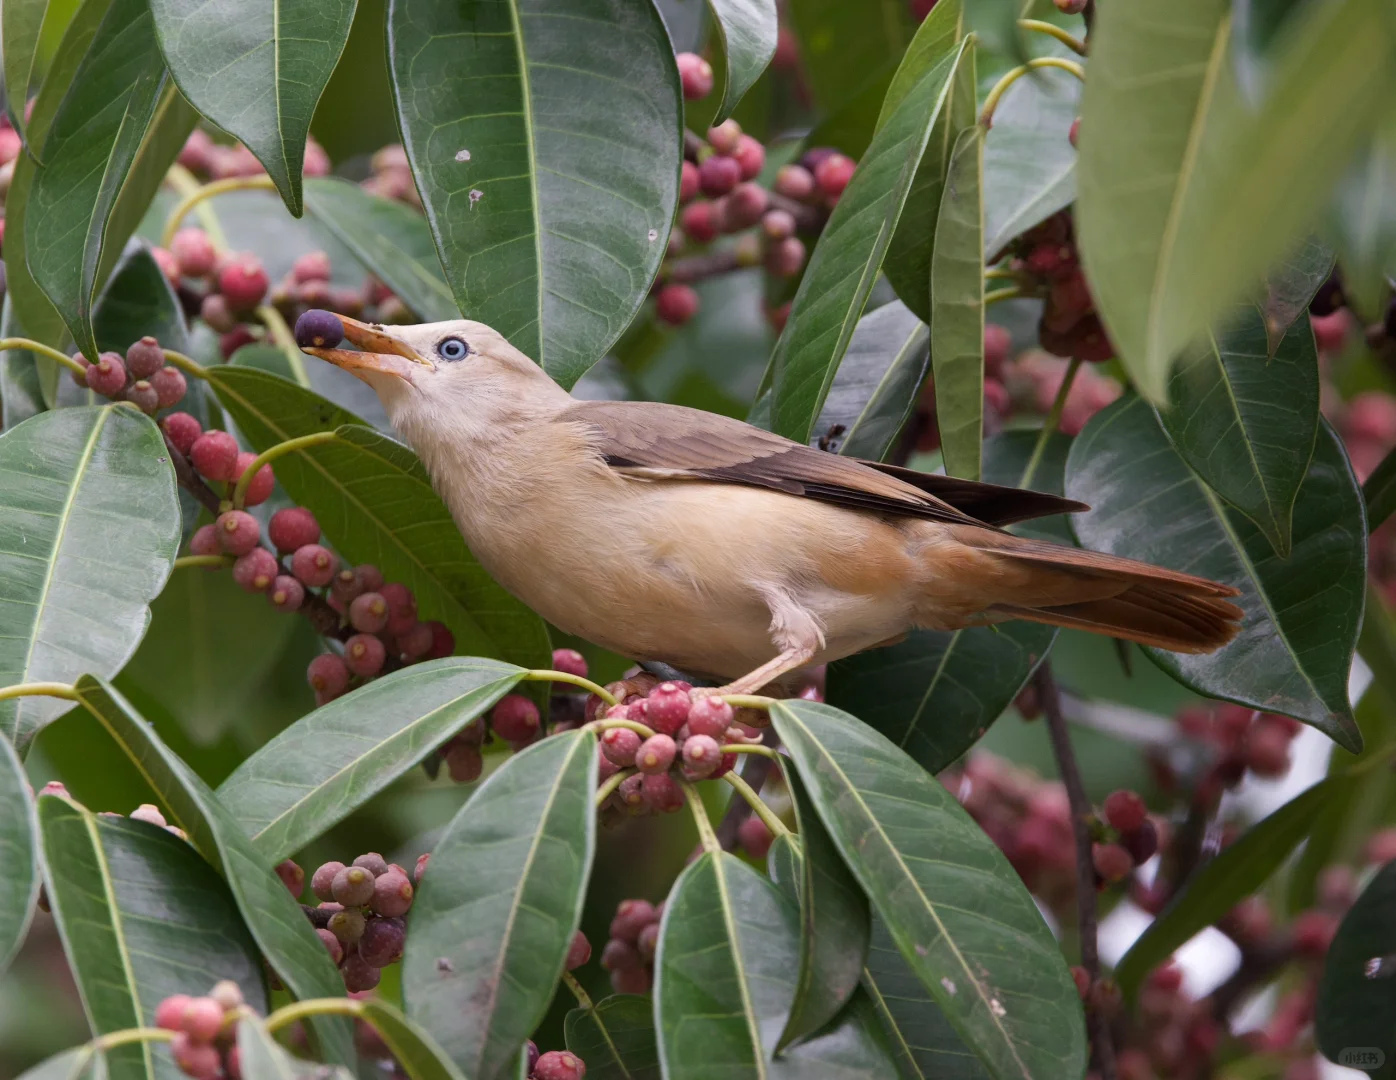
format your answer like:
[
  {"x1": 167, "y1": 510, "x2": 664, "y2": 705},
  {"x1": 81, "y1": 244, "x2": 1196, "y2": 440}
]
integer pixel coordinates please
[{"x1": 941, "y1": 526, "x2": 1244, "y2": 654}]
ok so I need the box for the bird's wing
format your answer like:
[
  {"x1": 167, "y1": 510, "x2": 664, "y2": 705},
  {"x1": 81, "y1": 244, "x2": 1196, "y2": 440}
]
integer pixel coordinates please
[{"x1": 560, "y1": 400, "x2": 1087, "y2": 528}]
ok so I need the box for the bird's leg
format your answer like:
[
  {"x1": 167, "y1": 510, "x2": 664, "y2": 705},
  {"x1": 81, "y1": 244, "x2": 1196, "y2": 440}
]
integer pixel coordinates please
[
  {"x1": 696, "y1": 584, "x2": 823, "y2": 698},
  {"x1": 702, "y1": 643, "x2": 819, "y2": 697}
]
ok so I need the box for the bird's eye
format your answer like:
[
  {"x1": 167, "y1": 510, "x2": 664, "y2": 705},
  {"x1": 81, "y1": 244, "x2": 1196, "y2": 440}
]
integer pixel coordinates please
[{"x1": 436, "y1": 336, "x2": 471, "y2": 361}]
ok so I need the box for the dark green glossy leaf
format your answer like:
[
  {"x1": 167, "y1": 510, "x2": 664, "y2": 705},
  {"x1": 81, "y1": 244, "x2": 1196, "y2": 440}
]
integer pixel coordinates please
[
  {"x1": 654, "y1": 0, "x2": 706, "y2": 53},
  {"x1": 777, "y1": 768, "x2": 870, "y2": 1050},
  {"x1": 707, "y1": 0, "x2": 778, "y2": 124},
  {"x1": 1, "y1": 298, "x2": 48, "y2": 429},
  {"x1": 1065, "y1": 396, "x2": 1365, "y2": 748},
  {"x1": 356, "y1": 998, "x2": 469, "y2": 1080},
  {"x1": 811, "y1": 300, "x2": 928, "y2": 461},
  {"x1": 388, "y1": 0, "x2": 683, "y2": 389},
  {"x1": 3, "y1": 0, "x2": 53, "y2": 137},
  {"x1": 302, "y1": 178, "x2": 458, "y2": 323},
  {"x1": 772, "y1": 699, "x2": 1087, "y2": 1080},
  {"x1": 1316, "y1": 859, "x2": 1396, "y2": 1078},
  {"x1": 1115, "y1": 777, "x2": 1343, "y2": 1000},
  {"x1": 931, "y1": 121, "x2": 985, "y2": 480},
  {"x1": 402, "y1": 729, "x2": 596, "y2": 1080},
  {"x1": 1366, "y1": 447, "x2": 1396, "y2": 532},
  {"x1": 769, "y1": 32, "x2": 969, "y2": 443},
  {"x1": 768, "y1": 831, "x2": 801, "y2": 903},
  {"x1": 978, "y1": 428, "x2": 1075, "y2": 543},
  {"x1": 982, "y1": 67, "x2": 1080, "y2": 260},
  {"x1": 1157, "y1": 303, "x2": 1319, "y2": 556},
  {"x1": 1260, "y1": 235, "x2": 1334, "y2": 357},
  {"x1": 26, "y1": 0, "x2": 183, "y2": 362},
  {"x1": 68, "y1": 676, "x2": 354, "y2": 1066},
  {"x1": 0, "y1": 406, "x2": 180, "y2": 753},
  {"x1": 38, "y1": 796, "x2": 267, "y2": 1080},
  {"x1": 150, "y1": 0, "x2": 356, "y2": 216},
  {"x1": 564, "y1": 995, "x2": 661, "y2": 1080},
  {"x1": 0, "y1": 735, "x2": 38, "y2": 974},
  {"x1": 207, "y1": 366, "x2": 551, "y2": 670},
  {"x1": 1328, "y1": 124, "x2": 1396, "y2": 318},
  {"x1": 862, "y1": 918, "x2": 986, "y2": 1080},
  {"x1": 219, "y1": 658, "x2": 526, "y2": 862}
]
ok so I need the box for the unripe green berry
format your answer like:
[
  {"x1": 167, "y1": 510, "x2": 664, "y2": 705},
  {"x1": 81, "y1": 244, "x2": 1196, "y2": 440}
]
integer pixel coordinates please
[{"x1": 328, "y1": 907, "x2": 366, "y2": 943}]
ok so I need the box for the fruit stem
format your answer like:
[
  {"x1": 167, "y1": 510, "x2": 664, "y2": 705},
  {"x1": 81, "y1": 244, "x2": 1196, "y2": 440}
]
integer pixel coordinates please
[
  {"x1": 595, "y1": 767, "x2": 633, "y2": 807},
  {"x1": 256, "y1": 304, "x2": 312, "y2": 388},
  {"x1": 161, "y1": 173, "x2": 278, "y2": 249},
  {"x1": 1017, "y1": 19, "x2": 1088, "y2": 55},
  {"x1": 722, "y1": 772, "x2": 791, "y2": 840},
  {"x1": 263, "y1": 998, "x2": 362, "y2": 1035},
  {"x1": 722, "y1": 744, "x2": 781, "y2": 759},
  {"x1": 714, "y1": 694, "x2": 774, "y2": 711},
  {"x1": 172, "y1": 554, "x2": 234, "y2": 572},
  {"x1": 524, "y1": 669, "x2": 620, "y2": 706},
  {"x1": 984, "y1": 286, "x2": 1022, "y2": 306},
  {"x1": 93, "y1": 1028, "x2": 175, "y2": 1051},
  {"x1": 0, "y1": 337, "x2": 86, "y2": 375},
  {"x1": 1020, "y1": 356, "x2": 1082, "y2": 489},
  {"x1": 230, "y1": 432, "x2": 337, "y2": 509},
  {"x1": 588, "y1": 717, "x2": 657, "y2": 741},
  {"x1": 160, "y1": 349, "x2": 209, "y2": 380},
  {"x1": 680, "y1": 778, "x2": 722, "y2": 855},
  {"x1": 984, "y1": 268, "x2": 1017, "y2": 281},
  {"x1": 0, "y1": 681, "x2": 77, "y2": 703},
  {"x1": 560, "y1": 970, "x2": 594, "y2": 1010},
  {"x1": 979, "y1": 57, "x2": 1087, "y2": 126},
  {"x1": 164, "y1": 165, "x2": 232, "y2": 250}
]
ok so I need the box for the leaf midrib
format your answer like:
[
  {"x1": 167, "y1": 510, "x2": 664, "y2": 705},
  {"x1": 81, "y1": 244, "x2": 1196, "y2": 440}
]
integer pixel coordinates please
[
  {"x1": 507, "y1": 0, "x2": 546, "y2": 366},
  {"x1": 712, "y1": 853, "x2": 768, "y2": 1079}
]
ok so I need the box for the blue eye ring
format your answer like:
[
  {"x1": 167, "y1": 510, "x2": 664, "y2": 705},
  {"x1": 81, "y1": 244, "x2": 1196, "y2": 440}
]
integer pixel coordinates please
[{"x1": 437, "y1": 336, "x2": 470, "y2": 361}]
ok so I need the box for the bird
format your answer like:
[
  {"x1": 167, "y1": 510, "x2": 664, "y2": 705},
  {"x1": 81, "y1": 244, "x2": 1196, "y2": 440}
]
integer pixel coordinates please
[{"x1": 294, "y1": 310, "x2": 1243, "y2": 697}]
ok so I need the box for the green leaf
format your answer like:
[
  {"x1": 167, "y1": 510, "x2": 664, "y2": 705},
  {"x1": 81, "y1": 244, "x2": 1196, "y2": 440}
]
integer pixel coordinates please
[
  {"x1": 356, "y1": 997, "x2": 470, "y2": 1080},
  {"x1": 931, "y1": 122, "x2": 986, "y2": 481},
  {"x1": 235, "y1": 1018, "x2": 304, "y2": 1080},
  {"x1": 1157, "y1": 303, "x2": 1319, "y2": 556},
  {"x1": 206, "y1": 366, "x2": 551, "y2": 671},
  {"x1": 811, "y1": 300, "x2": 929, "y2": 461},
  {"x1": 1, "y1": 298, "x2": 49, "y2": 430},
  {"x1": 862, "y1": 918, "x2": 987, "y2": 1080},
  {"x1": 563, "y1": 995, "x2": 661, "y2": 1080},
  {"x1": 15, "y1": 1046, "x2": 109, "y2": 1080},
  {"x1": 1077, "y1": 0, "x2": 1396, "y2": 403},
  {"x1": 38, "y1": 796, "x2": 268, "y2": 1080},
  {"x1": 0, "y1": 406, "x2": 180, "y2": 753},
  {"x1": 1259, "y1": 235, "x2": 1334, "y2": 358},
  {"x1": 25, "y1": 0, "x2": 184, "y2": 362},
  {"x1": 1065, "y1": 396, "x2": 1366, "y2": 748},
  {"x1": 982, "y1": 68, "x2": 1080, "y2": 260},
  {"x1": 0, "y1": 736, "x2": 39, "y2": 974},
  {"x1": 707, "y1": 0, "x2": 778, "y2": 124},
  {"x1": 1328, "y1": 123, "x2": 1396, "y2": 318},
  {"x1": 3, "y1": 0, "x2": 56, "y2": 138},
  {"x1": 218, "y1": 658, "x2": 526, "y2": 862},
  {"x1": 771, "y1": 700, "x2": 1087, "y2": 1080},
  {"x1": 402, "y1": 729, "x2": 596, "y2": 1080},
  {"x1": 68, "y1": 676, "x2": 354, "y2": 1066},
  {"x1": 1115, "y1": 776, "x2": 1344, "y2": 1000},
  {"x1": 387, "y1": 0, "x2": 683, "y2": 389},
  {"x1": 149, "y1": 0, "x2": 356, "y2": 216},
  {"x1": 769, "y1": 30, "x2": 970, "y2": 443},
  {"x1": 978, "y1": 428, "x2": 1076, "y2": 544},
  {"x1": 777, "y1": 769, "x2": 870, "y2": 1051},
  {"x1": 1316, "y1": 859, "x2": 1396, "y2": 1078},
  {"x1": 1365, "y1": 447, "x2": 1396, "y2": 532},
  {"x1": 302, "y1": 178, "x2": 458, "y2": 323}
]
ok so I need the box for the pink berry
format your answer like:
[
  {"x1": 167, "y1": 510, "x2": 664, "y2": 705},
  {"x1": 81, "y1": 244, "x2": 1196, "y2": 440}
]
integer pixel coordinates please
[
  {"x1": 276, "y1": 859, "x2": 304, "y2": 896},
  {"x1": 85, "y1": 352, "x2": 127, "y2": 397},
  {"x1": 643, "y1": 683, "x2": 688, "y2": 734},
  {"x1": 601, "y1": 938, "x2": 641, "y2": 971},
  {"x1": 642, "y1": 772, "x2": 683, "y2": 812},
  {"x1": 171, "y1": 1033, "x2": 221, "y2": 1080},
  {"x1": 1243, "y1": 722, "x2": 1292, "y2": 778},
  {"x1": 181, "y1": 997, "x2": 225, "y2": 1041},
  {"x1": 761, "y1": 209, "x2": 796, "y2": 241},
  {"x1": 706, "y1": 119, "x2": 742, "y2": 156},
  {"x1": 359, "y1": 917, "x2": 406, "y2": 967},
  {"x1": 232, "y1": 452, "x2": 274, "y2": 506},
  {"x1": 370, "y1": 871, "x2": 414, "y2": 917},
  {"x1": 610, "y1": 967, "x2": 651, "y2": 995},
  {"x1": 1092, "y1": 842, "x2": 1133, "y2": 883},
  {"x1": 1346, "y1": 391, "x2": 1396, "y2": 444},
  {"x1": 738, "y1": 816, "x2": 773, "y2": 860},
  {"x1": 679, "y1": 160, "x2": 700, "y2": 204},
  {"x1": 609, "y1": 899, "x2": 658, "y2": 942},
  {"x1": 200, "y1": 293, "x2": 237, "y2": 333},
  {"x1": 766, "y1": 236, "x2": 806, "y2": 277},
  {"x1": 654, "y1": 284, "x2": 699, "y2": 326},
  {"x1": 774, "y1": 164, "x2": 815, "y2": 200},
  {"x1": 349, "y1": 592, "x2": 390, "y2": 633},
  {"x1": 636, "y1": 734, "x2": 676, "y2": 775},
  {"x1": 414, "y1": 853, "x2": 431, "y2": 883},
  {"x1": 723, "y1": 182, "x2": 768, "y2": 230},
  {"x1": 814, "y1": 153, "x2": 856, "y2": 198},
  {"x1": 733, "y1": 134, "x2": 765, "y2": 180},
  {"x1": 534, "y1": 1050, "x2": 587, "y2": 1080},
  {"x1": 397, "y1": 621, "x2": 435, "y2": 661},
  {"x1": 637, "y1": 921, "x2": 659, "y2": 964},
  {"x1": 233, "y1": 548, "x2": 278, "y2": 593},
  {"x1": 445, "y1": 742, "x2": 483, "y2": 782},
  {"x1": 378, "y1": 582, "x2": 417, "y2": 635},
  {"x1": 171, "y1": 229, "x2": 216, "y2": 278},
  {"x1": 190, "y1": 431, "x2": 239, "y2": 481},
  {"x1": 699, "y1": 155, "x2": 741, "y2": 198},
  {"x1": 681, "y1": 734, "x2": 722, "y2": 778},
  {"x1": 344, "y1": 634, "x2": 386, "y2": 678},
  {"x1": 342, "y1": 953, "x2": 381, "y2": 992},
  {"x1": 291, "y1": 543, "x2": 338, "y2": 587},
  {"x1": 601, "y1": 727, "x2": 642, "y2": 767},
  {"x1": 316, "y1": 927, "x2": 344, "y2": 965},
  {"x1": 149, "y1": 367, "x2": 187, "y2": 409},
  {"x1": 675, "y1": 52, "x2": 714, "y2": 100},
  {"x1": 292, "y1": 251, "x2": 332, "y2": 284},
  {"x1": 215, "y1": 510, "x2": 261, "y2": 556},
  {"x1": 984, "y1": 323, "x2": 1012, "y2": 377},
  {"x1": 268, "y1": 575, "x2": 305, "y2": 612},
  {"x1": 617, "y1": 774, "x2": 647, "y2": 814},
  {"x1": 151, "y1": 247, "x2": 181, "y2": 286},
  {"x1": 566, "y1": 929, "x2": 592, "y2": 970},
  {"x1": 492, "y1": 694, "x2": 540, "y2": 742},
  {"x1": 123, "y1": 380, "x2": 160, "y2": 415},
  {"x1": 1068, "y1": 117, "x2": 1080, "y2": 148},
  {"x1": 1054, "y1": 0, "x2": 1088, "y2": 12},
  {"x1": 551, "y1": 648, "x2": 588, "y2": 678},
  {"x1": 680, "y1": 201, "x2": 718, "y2": 244},
  {"x1": 125, "y1": 336, "x2": 165, "y2": 380},
  {"x1": 268, "y1": 507, "x2": 321, "y2": 552},
  {"x1": 687, "y1": 697, "x2": 732, "y2": 738},
  {"x1": 218, "y1": 252, "x2": 269, "y2": 310},
  {"x1": 311, "y1": 861, "x2": 346, "y2": 901},
  {"x1": 425, "y1": 621, "x2": 455, "y2": 659},
  {"x1": 155, "y1": 994, "x2": 193, "y2": 1031},
  {"x1": 331, "y1": 865, "x2": 376, "y2": 907},
  {"x1": 307, "y1": 654, "x2": 350, "y2": 701},
  {"x1": 1103, "y1": 790, "x2": 1147, "y2": 833},
  {"x1": 161, "y1": 412, "x2": 202, "y2": 455},
  {"x1": 189, "y1": 525, "x2": 220, "y2": 558}
]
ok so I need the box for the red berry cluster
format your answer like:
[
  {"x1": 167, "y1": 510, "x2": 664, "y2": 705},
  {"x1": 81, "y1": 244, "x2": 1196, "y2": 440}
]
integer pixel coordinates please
[
  {"x1": 1165, "y1": 703, "x2": 1301, "y2": 801},
  {"x1": 598, "y1": 898, "x2": 662, "y2": 995},
  {"x1": 153, "y1": 981, "x2": 246, "y2": 1080},
  {"x1": 1004, "y1": 211, "x2": 1115, "y2": 364},
  {"x1": 529, "y1": 1045, "x2": 588, "y2": 1080},
  {"x1": 289, "y1": 852, "x2": 416, "y2": 992},
  {"x1": 70, "y1": 335, "x2": 187, "y2": 415},
  {"x1": 177, "y1": 131, "x2": 330, "y2": 185}
]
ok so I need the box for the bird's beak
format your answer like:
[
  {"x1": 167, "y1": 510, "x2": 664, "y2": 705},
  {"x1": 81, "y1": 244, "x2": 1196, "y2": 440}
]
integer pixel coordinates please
[{"x1": 301, "y1": 316, "x2": 433, "y2": 384}]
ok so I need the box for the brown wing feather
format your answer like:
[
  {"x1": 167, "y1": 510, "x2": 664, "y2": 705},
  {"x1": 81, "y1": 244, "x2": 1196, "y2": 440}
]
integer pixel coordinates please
[{"x1": 562, "y1": 400, "x2": 1080, "y2": 529}]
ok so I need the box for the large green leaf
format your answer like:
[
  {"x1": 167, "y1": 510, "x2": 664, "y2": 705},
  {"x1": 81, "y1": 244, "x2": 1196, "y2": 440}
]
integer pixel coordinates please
[
  {"x1": 356, "y1": 998, "x2": 469, "y2": 1080},
  {"x1": 982, "y1": 68, "x2": 1079, "y2": 259},
  {"x1": 0, "y1": 736, "x2": 39, "y2": 974},
  {"x1": 387, "y1": 0, "x2": 682, "y2": 389},
  {"x1": 1077, "y1": 0, "x2": 1396, "y2": 403},
  {"x1": 37, "y1": 797, "x2": 268, "y2": 1080},
  {"x1": 302, "y1": 178, "x2": 459, "y2": 323},
  {"x1": 402, "y1": 729, "x2": 596, "y2": 1080},
  {"x1": 219, "y1": 658, "x2": 525, "y2": 862},
  {"x1": 564, "y1": 995, "x2": 661, "y2": 1080},
  {"x1": 1157, "y1": 303, "x2": 1319, "y2": 556},
  {"x1": 771, "y1": 700, "x2": 1087, "y2": 1080},
  {"x1": 1065, "y1": 396, "x2": 1365, "y2": 748},
  {"x1": 0, "y1": 406, "x2": 180, "y2": 754},
  {"x1": 3, "y1": 0, "x2": 57, "y2": 137},
  {"x1": 15, "y1": 1046, "x2": 110, "y2": 1080},
  {"x1": 811, "y1": 300, "x2": 928, "y2": 461},
  {"x1": 25, "y1": 0, "x2": 183, "y2": 362},
  {"x1": 1316, "y1": 859, "x2": 1396, "y2": 1078},
  {"x1": 769, "y1": 30, "x2": 969, "y2": 443},
  {"x1": 67, "y1": 677, "x2": 354, "y2": 1066},
  {"x1": 206, "y1": 366, "x2": 551, "y2": 670},
  {"x1": 930, "y1": 122, "x2": 985, "y2": 481},
  {"x1": 235, "y1": 1018, "x2": 306, "y2": 1080},
  {"x1": 149, "y1": 0, "x2": 356, "y2": 216},
  {"x1": 1, "y1": 299, "x2": 49, "y2": 430},
  {"x1": 1327, "y1": 123, "x2": 1396, "y2": 318},
  {"x1": 707, "y1": 0, "x2": 778, "y2": 124},
  {"x1": 1115, "y1": 777, "x2": 1343, "y2": 999},
  {"x1": 1258, "y1": 235, "x2": 1334, "y2": 357}
]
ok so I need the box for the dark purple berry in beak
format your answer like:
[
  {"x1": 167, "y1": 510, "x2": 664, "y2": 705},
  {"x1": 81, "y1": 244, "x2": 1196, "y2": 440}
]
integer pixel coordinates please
[{"x1": 295, "y1": 308, "x2": 345, "y2": 349}]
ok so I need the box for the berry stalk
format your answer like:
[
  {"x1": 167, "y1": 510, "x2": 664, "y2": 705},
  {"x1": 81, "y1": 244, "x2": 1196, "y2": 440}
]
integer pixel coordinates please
[
  {"x1": 679, "y1": 778, "x2": 721, "y2": 856},
  {"x1": 0, "y1": 681, "x2": 78, "y2": 702},
  {"x1": 979, "y1": 57, "x2": 1087, "y2": 128},
  {"x1": 0, "y1": 338, "x2": 88, "y2": 376},
  {"x1": 228, "y1": 432, "x2": 336, "y2": 510},
  {"x1": 160, "y1": 174, "x2": 278, "y2": 249},
  {"x1": 722, "y1": 770, "x2": 791, "y2": 841},
  {"x1": 523, "y1": 668, "x2": 620, "y2": 706}
]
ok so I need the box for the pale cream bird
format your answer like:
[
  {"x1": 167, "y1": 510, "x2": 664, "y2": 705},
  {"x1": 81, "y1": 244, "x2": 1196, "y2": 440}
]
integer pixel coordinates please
[{"x1": 298, "y1": 312, "x2": 1243, "y2": 696}]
